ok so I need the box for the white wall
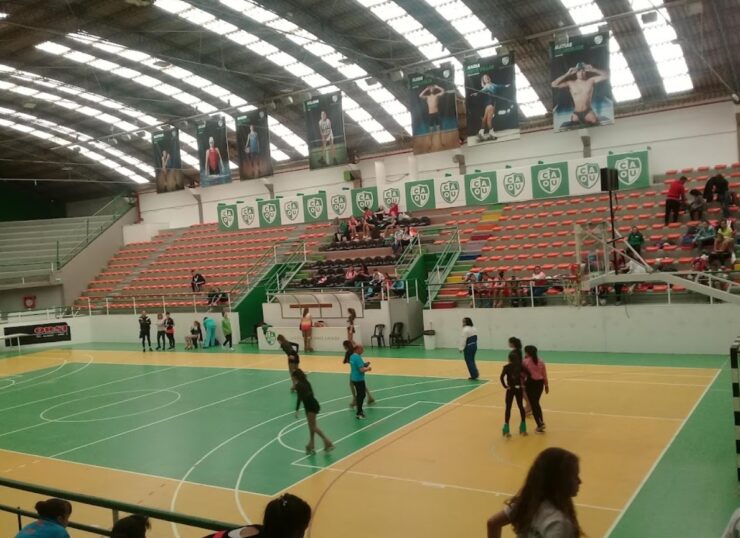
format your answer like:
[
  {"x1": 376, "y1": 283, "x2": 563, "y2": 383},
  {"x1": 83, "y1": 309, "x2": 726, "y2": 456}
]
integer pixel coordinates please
[
  {"x1": 123, "y1": 221, "x2": 169, "y2": 245},
  {"x1": 138, "y1": 101, "x2": 738, "y2": 229},
  {"x1": 0, "y1": 312, "x2": 240, "y2": 350},
  {"x1": 0, "y1": 285, "x2": 64, "y2": 313},
  {"x1": 424, "y1": 303, "x2": 738, "y2": 355}
]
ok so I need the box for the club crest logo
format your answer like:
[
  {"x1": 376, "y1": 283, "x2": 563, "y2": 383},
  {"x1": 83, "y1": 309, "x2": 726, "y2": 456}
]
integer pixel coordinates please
[
  {"x1": 306, "y1": 197, "x2": 324, "y2": 219},
  {"x1": 537, "y1": 167, "x2": 562, "y2": 195},
  {"x1": 261, "y1": 202, "x2": 278, "y2": 224},
  {"x1": 440, "y1": 180, "x2": 460, "y2": 204},
  {"x1": 264, "y1": 328, "x2": 277, "y2": 346},
  {"x1": 410, "y1": 184, "x2": 431, "y2": 207},
  {"x1": 219, "y1": 207, "x2": 235, "y2": 228},
  {"x1": 355, "y1": 191, "x2": 374, "y2": 210},
  {"x1": 284, "y1": 200, "x2": 300, "y2": 221},
  {"x1": 575, "y1": 163, "x2": 600, "y2": 189},
  {"x1": 615, "y1": 157, "x2": 642, "y2": 185},
  {"x1": 331, "y1": 194, "x2": 347, "y2": 215},
  {"x1": 594, "y1": 35, "x2": 604, "y2": 45},
  {"x1": 442, "y1": 69, "x2": 450, "y2": 79},
  {"x1": 332, "y1": 94, "x2": 338, "y2": 103},
  {"x1": 240, "y1": 205, "x2": 255, "y2": 226},
  {"x1": 469, "y1": 175, "x2": 492, "y2": 202},
  {"x1": 503, "y1": 172, "x2": 526, "y2": 197},
  {"x1": 383, "y1": 188, "x2": 400, "y2": 207},
  {"x1": 502, "y1": 56, "x2": 510, "y2": 66}
]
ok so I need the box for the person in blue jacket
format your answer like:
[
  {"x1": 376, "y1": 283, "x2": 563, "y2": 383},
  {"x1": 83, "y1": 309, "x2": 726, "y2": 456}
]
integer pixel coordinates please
[
  {"x1": 203, "y1": 316, "x2": 218, "y2": 348},
  {"x1": 16, "y1": 498, "x2": 72, "y2": 538}
]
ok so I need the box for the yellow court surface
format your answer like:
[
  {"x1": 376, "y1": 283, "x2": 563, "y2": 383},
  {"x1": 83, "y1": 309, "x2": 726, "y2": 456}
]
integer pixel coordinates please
[{"x1": 0, "y1": 348, "x2": 718, "y2": 538}]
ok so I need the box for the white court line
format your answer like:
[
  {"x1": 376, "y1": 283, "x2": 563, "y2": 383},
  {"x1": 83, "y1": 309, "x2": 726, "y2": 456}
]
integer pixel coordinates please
[
  {"x1": 416, "y1": 401, "x2": 684, "y2": 422},
  {"x1": 604, "y1": 368, "x2": 721, "y2": 536},
  {"x1": 0, "y1": 368, "x2": 237, "y2": 439},
  {"x1": 0, "y1": 365, "x2": 179, "y2": 414},
  {"x1": 0, "y1": 360, "x2": 68, "y2": 390},
  {"x1": 39, "y1": 389, "x2": 182, "y2": 424},
  {"x1": 49, "y1": 377, "x2": 291, "y2": 459},
  {"x1": 561, "y1": 377, "x2": 708, "y2": 387},
  {"x1": 0, "y1": 355, "x2": 96, "y2": 395}
]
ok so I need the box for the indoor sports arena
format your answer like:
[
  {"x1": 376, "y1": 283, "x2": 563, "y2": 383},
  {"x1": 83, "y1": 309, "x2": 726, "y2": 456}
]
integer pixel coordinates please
[{"x1": 0, "y1": 1, "x2": 739, "y2": 537}]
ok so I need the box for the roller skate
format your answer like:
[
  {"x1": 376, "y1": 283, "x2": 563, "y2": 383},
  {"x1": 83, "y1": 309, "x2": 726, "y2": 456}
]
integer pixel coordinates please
[
  {"x1": 519, "y1": 421, "x2": 528, "y2": 436},
  {"x1": 502, "y1": 423, "x2": 511, "y2": 438}
]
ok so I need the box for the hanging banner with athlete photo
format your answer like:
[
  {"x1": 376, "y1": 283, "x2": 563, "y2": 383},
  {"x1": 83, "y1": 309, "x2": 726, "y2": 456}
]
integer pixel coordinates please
[
  {"x1": 235, "y1": 108, "x2": 273, "y2": 180},
  {"x1": 196, "y1": 118, "x2": 231, "y2": 186},
  {"x1": 464, "y1": 54, "x2": 520, "y2": 146},
  {"x1": 408, "y1": 63, "x2": 459, "y2": 155},
  {"x1": 304, "y1": 92, "x2": 348, "y2": 170},
  {"x1": 550, "y1": 32, "x2": 613, "y2": 132},
  {"x1": 280, "y1": 196, "x2": 305, "y2": 226},
  {"x1": 152, "y1": 129, "x2": 184, "y2": 193}
]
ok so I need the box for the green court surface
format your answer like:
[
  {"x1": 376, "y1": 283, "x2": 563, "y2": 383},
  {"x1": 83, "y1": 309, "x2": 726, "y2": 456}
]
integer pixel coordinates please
[{"x1": 0, "y1": 363, "x2": 478, "y2": 495}]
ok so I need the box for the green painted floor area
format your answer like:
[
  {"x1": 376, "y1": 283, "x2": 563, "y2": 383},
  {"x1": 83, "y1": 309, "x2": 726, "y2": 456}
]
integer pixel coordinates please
[{"x1": 0, "y1": 363, "x2": 477, "y2": 495}]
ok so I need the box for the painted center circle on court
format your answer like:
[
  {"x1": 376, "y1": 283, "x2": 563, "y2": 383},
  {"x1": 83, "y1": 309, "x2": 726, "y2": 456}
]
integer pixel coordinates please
[{"x1": 40, "y1": 389, "x2": 181, "y2": 423}]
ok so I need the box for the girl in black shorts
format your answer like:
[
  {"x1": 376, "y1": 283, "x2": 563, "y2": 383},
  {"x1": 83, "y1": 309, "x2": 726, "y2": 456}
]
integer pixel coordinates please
[
  {"x1": 277, "y1": 334, "x2": 300, "y2": 392},
  {"x1": 292, "y1": 369, "x2": 334, "y2": 455}
]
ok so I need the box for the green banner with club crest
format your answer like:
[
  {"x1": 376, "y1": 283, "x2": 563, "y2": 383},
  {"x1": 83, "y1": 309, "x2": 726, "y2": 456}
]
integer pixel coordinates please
[
  {"x1": 405, "y1": 179, "x2": 436, "y2": 211},
  {"x1": 217, "y1": 149, "x2": 649, "y2": 231},
  {"x1": 303, "y1": 192, "x2": 328, "y2": 223}
]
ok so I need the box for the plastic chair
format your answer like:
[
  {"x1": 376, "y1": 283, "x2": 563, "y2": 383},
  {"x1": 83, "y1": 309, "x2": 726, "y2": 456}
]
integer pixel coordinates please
[
  {"x1": 389, "y1": 322, "x2": 406, "y2": 348},
  {"x1": 370, "y1": 324, "x2": 386, "y2": 348}
]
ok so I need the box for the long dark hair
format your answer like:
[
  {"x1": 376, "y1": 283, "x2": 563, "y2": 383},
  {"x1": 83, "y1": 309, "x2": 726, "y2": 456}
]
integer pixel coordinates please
[
  {"x1": 524, "y1": 345, "x2": 539, "y2": 365},
  {"x1": 291, "y1": 368, "x2": 308, "y2": 384},
  {"x1": 111, "y1": 515, "x2": 150, "y2": 538},
  {"x1": 462, "y1": 317, "x2": 473, "y2": 327},
  {"x1": 508, "y1": 336, "x2": 522, "y2": 351},
  {"x1": 342, "y1": 339, "x2": 353, "y2": 364},
  {"x1": 506, "y1": 448, "x2": 582, "y2": 536},
  {"x1": 35, "y1": 498, "x2": 72, "y2": 524},
  {"x1": 262, "y1": 493, "x2": 311, "y2": 538},
  {"x1": 347, "y1": 308, "x2": 356, "y2": 323}
]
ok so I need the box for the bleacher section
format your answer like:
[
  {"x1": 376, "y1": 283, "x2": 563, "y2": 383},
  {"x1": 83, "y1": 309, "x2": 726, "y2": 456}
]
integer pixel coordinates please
[
  {"x1": 431, "y1": 163, "x2": 740, "y2": 308},
  {"x1": 75, "y1": 221, "x2": 332, "y2": 312},
  {"x1": 0, "y1": 215, "x2": 121, "y2": 286}
]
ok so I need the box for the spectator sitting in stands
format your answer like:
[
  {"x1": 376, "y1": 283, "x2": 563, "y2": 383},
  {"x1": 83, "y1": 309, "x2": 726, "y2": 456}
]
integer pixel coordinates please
[
  {"x1": 204, "y1": 493, "x2": 311, "y2": 538},
  {"x1": 206, "y1": 286, "x2": 223, "y2": 307},
  {"x1": 714, "y1": 218, "x2": 735, "y2": 253},
  {"x1": 392, "y1": 226, "x2": 412, "y2": 255},
  {"x1": 530, "y1": 265, "x2": 548, "y2": 303},
  {"x1": 16, "y1": 498, "x2": 72, "y2": 538},
  {"x1": 348, "y1": 215, "x2": 360, "y2": 239},
  {"x1": 334, "y1": 217, "x2": 350, "y2": 242},
  {"x1": 111, "y1": 515, "x2": 150, "y2": 538},
  {"x1": 365, "y1": 270, "x2": 386, "y2": 299},
  {"x1": 492, "y1": 270, "x2": 507, "y2": 308},
  {"x1": 626, "y1": 226, "x2": 645, "y2": 256},
  {"x1": 387, "y1": 202, "x2": 400, "y2": 224},
  {"x1": 664, "y1": 175, "x2": 687, "y2": 225},
  {"x1": 389, "y1": 277, "x2": 405, "y2": 297},
  {"x1": 693, "y1": 220, "x2": 716, "y2": 251},
  {"x1": 688, "y1": 189, "x2": 707, "y2": 221},
  {"x1": 355, "y1": 264, "x2": 371, "y2": 283},
  {"x1": 691, "y1": 254, "x2": 711, "y2": 285},
  {"x1": 344, "y1": 265, "x2": 358, "y2": 286},
  {"x1": 704, "y1": 173, "x2": 731, "y2": 218},
  {"x1": 361, "y1": 206, "x2": 375, "y2": 237},
  {"x1": 191, "y1": 269, "x2": 206, "y2": 292}
]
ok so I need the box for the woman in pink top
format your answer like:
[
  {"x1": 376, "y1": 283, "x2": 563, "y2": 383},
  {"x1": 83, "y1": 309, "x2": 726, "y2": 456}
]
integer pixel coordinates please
[{"x1": 523, "y1": 345, "x2": 549, "y2": 433}]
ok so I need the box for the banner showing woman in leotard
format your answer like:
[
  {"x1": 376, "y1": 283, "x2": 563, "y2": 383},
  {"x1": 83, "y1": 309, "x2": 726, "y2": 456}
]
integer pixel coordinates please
[
  {"x1": 464, "y1": 54, "x2": 519, "y2": 147},
  {"x1": 408, "y1": 63, "x2": 458, "y2": 155},
  {"x1": 152, "y1": 129, "x2": 184, "y2": 193},
  {"x1": 236, "y1": 108, "x2": 273, "y2": 180},
  {"x1": 550, "y1": 32, "x2": 613, "y2": 132},
  {"x1": 304, "y1": 91, "x2": 348, "y2": 170},
  {"x1": 197, "y1": 117, "x2": 231, "y2": 187}
]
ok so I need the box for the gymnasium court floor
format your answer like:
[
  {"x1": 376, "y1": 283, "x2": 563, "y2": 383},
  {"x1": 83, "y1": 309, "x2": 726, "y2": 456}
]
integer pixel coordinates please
[{"x1": 0, "y1": 343, "x2": 735, "y2": 537}]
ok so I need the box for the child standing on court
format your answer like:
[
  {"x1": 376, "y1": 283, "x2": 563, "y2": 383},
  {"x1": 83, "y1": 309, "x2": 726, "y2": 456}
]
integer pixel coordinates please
[
  {"x1": 221, "y1": 311, "x2": 233, "y2": 351},
  {"x1": 523, "y1": 345, "x2": 549, "y2": 433},
  {"x1": 138, "y1": 311, "x2": 152, "y2": 352},
  {"x1": 292, "y1": 368, "x2": 334, "y2": 454},
  {"x1": 500, "y1": 337, "x2": 527, "y2": 437},
  {"x1": 349, "y1": 344, "x2": 372, "y2": 419},
  {"x1": 155, "y1": 313, "x2": 166, "y2": 350},
  {"x1": 459, "y1": 317, "x2": 479, "y2": 380},
  {"x1": 164, "y1": 312, "x2": 175, "y2": 350}
]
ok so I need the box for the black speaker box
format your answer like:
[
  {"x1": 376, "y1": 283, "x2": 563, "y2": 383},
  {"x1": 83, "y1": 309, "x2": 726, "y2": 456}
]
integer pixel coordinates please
[{"x1": 600, "y1": 168, "x2": 619, "y2": 192}]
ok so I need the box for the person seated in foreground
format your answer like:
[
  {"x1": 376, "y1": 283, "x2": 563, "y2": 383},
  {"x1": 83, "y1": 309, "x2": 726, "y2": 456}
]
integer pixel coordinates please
[
  {"x1": 111, "y1": 515, "x2": 150, "y2": 538},
  {"x1": 203, "y1": 493, "x2": 311, "y2": 538},
  {"x1": 16, "y1": 498, "x2": 72, "y2": 538},
  {"x1": 714, "y1": 218, "x2": 735, "y2": 253}
]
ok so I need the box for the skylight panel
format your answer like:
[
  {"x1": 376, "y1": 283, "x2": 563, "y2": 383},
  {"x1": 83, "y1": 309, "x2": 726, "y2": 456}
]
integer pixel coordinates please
[
  {"x1": 112, "y1": 66, "x2": 140, "y2": 79},
  {"x1": 225, "y1": 30, "x2": 258, "y2": 46},
  {"x1": 37, "y1": 42, "x2": 70, "y2": 55},
  {"x1": 248, "y1": 41, "x2": 279, "y2": 57},
  {"x1": 0, "y1": 13, "x2": 8, "y2": 19},
  {"x1": 64, "y1": 50, "x2": 95, "y2": 63},
  {"x1": 265, "y1": 51, "x2": 298, "y2": 68},
  {"x1": 133, "y1": 74, "x2": 161, "y2": 87},
  {"x1": 559, "y1": 0, "x2": 641, "y2": 102},
  {"x1": 89, "y1": 58, "x2": 118, "y2": 71},
  {"x1": 119, "y1": 49, "x2": 150, "y2": 63},
  {"x1": 13, "y1": 86, "x2": 38, "y2": 96},
  {"x1": 204, "y1": 19, "x2": 237, "y2": 34},
  {"x1": 153, "y1": 0, "x2": 189, "y2": 14}
]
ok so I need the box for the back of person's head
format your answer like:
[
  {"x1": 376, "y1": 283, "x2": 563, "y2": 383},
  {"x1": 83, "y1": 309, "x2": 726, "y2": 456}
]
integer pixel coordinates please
[
  {"x1": 354, "y1": 344, "x2": 364, "y2": 354},
  {"x1": 35, "y1": 498, "x2": 72, "y2": 526},
  {"x1": 277, "y1": 334, "x2": 286, "y2": 344},
  {"x1": 462, "y1": 317, "x2": 473, "y2": 327},
  {"x1": 262, "y1": 493, "x2": 311, "y2": 538},
  {"x1": 342, "y1": 340, "x2": 352, "y2": 351},
  {"x1": 302, "y1": 308, "x2": 309, "y2": 316},
  {"x1": 506, "y1": 447, "x2": 582, "y2": 536},
  {"x1": 524, "y1": 345, "x2": 539, "y2": 364},
  {"x1": 679, "y1": 175, "x2": 688, "y2": 182},
  {"x1": 157, "y1": 313, "x2": 163, "y2": 319},
  {"x1": 111, "y1": 515, "x2": 150, "y2": 538},
  {"x1": 508, "y1": 336, "x2": 522, "y2": 351},
  {"x1": 291, "y1": 368, "x2": 307, "y2": 383}
]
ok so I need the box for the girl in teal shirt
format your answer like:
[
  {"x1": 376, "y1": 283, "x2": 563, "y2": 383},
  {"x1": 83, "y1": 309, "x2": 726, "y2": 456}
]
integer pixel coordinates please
[{"x1": 16, "y1": 498, "x2": 72, "y2": 538}]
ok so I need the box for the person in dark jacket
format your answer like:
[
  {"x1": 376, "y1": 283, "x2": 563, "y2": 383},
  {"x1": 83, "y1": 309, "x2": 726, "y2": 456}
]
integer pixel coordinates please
[
  {"x1": 500, "y1": 337, "x2": 527, "y2": 437},
  {"x1": 138, "y1": 311, "x2": 152, "y2": 352},
  {"x1": 202, "y1": 494, "x2": 311, "y2": 538},
  {"x1": 277, "y1": 334, "x2": 300, "y2": 391}
]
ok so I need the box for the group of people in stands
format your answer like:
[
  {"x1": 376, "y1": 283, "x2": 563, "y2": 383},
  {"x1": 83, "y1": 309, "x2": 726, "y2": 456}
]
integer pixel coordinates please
[
  {"x1": 190, "y1": 270, "x2": 229, "y2": 308},
  {"x1": 18, "y1": 443, "x2": 586, "y2": 538},
  {"x1": 664, "y1": 173, "x2": 733, "y2": 225},
  {"x1": 464, "y1": 265, "x2": 552, "y2": 308},
  {"x1": 334, "y1": 203, "x2": 402, "y2": 243}
]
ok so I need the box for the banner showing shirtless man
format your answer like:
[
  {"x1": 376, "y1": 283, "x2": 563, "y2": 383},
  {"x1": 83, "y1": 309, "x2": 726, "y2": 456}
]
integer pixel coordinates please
[
  {"x1": 550, "y1": 32, "x2": 614, "y2": 132},
  {"x1": 408, "y1": 63, "x2": 459, "y2": 155}
]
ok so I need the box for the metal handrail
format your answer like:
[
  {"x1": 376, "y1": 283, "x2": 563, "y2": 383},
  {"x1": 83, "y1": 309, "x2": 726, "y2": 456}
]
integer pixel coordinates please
[
  {"x1": 0, "y1": 476, "x2": 238, "y2": 532},
  {"x1": 227, "y1": 240, "x2": 306, "y2": 302},
  {"x1": 425, "y1": 227, "x2": 461, "y2": 306}
]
